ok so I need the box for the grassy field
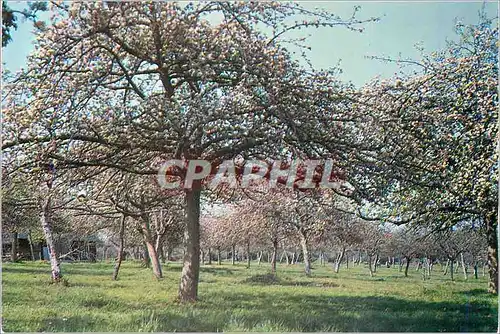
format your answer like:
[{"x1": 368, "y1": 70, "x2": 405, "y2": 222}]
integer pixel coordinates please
[{"x1": 2, "y1": 260, "x2": 498, "y2": 332}]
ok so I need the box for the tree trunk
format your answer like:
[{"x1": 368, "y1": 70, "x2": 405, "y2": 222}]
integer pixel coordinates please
[
  {"x1": 373, "y1": 253, "x2": 379, "y2": 273},
  {"x1": 298, "y1": 231, "x2": 311, "y2": 276},
  {"x1": 486, "y1": 212, "x2": 498, "y2": 294},
  {"x1": 334, "y1": 247, "x2": 345, "y2": 273},
  {"x1": 450, "y1": 260, "x2": 455, "y2": 281},
  {"x1": 27, "y1": 230, "x2": 35, "y2": 261},
  {"x1": 444, "y1": 259, "x2": 450, "y2": 275},
  {"x1": 140, "y1": 217, "x2": 162, "y2": 279},
  {"x1": 461, "y1": 253, "x2": 468, "y2": 280},
  {"x1": 179, "y1": 188, "x2": 201, "y2": 303},
  {"x1": 112, "y1": 215, "x2": 126, "y2": 281},
  {"x1": 231, "y1": 244, "x2": 236, "y2": 265},
  {"x1": 345, "y1": 251, "x2": 349, "y2": 269},
  {"x1": 246, "y1": 242, "x2": 251, "y2": 268},
  {"x1": 404, "y1": 257, "x2": 411, "y2": 277},
  {"x1": 257, "y1": 251, "x2": 262, "y2": 265},
  {"x1": 159, "y1": 246, "x2": 166, "y2": 264},
  {"x1": 368, "y1": 254, "x2": 374, "y2": 277},
  {"x1": 217, "y1": 247, "x2": 221, "y2": 265},
  {"x1": 201, "y1": 249, "x2": 205, "y2": 265},
  {"x1": 10, "y1": 232, "x2": 18, "y2": 262},
  {"x1": 291, "y1": 252, "x2": 296, "y2": 265},
  {"x1": 40, "y1": 196, "x2": 62, "y2": 282},
  {"x1": 271, "y1": 239, "x2": 278, "y2": 274},
  {"x1": 145, "y1": 240, "x2": 162, "y2": 279},
  {"x1": 474, "y1": 262, "x2": 478, "y2": 279},
  {"x1": 142, "y1": 244, "x2": 150, "y2": 268},
  {"x1": 207, "y1": 248, "x2": 212, "y2": 265}
]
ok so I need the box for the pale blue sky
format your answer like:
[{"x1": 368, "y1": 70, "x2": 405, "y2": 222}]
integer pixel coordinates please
[{"x1": 2, "y1": 1, "x2": 498, "y2": 87}]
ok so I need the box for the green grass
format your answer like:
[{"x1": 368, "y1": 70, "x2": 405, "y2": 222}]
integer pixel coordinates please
[{"x1": 2, "y1": 260, "x2": 497, "y2": 332}]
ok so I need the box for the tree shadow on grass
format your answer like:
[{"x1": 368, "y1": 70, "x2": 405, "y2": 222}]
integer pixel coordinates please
[
  {"x1": 457, "y1": 288, "x2": 491, "y2": 296},
  {"x1": 242, "y1": 273, "x2": 339, "y2": 288},
  {"x1": 3, "y1": 266, "x2": 52, "y2": 275},
  {"x1": 2, "y1": 266, "x2": 117, "y2": 277},
  {"x1": 201, "y1": 267, "x2": 237, "y2": 275},
  {"x1": 193, "y1": 290, "x2": 498, "y2": 332}
]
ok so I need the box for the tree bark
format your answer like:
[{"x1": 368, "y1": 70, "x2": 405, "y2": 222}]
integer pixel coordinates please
[
  {"x1": 140, "y1": 217, "x2": 162, "y2": 279},
  {"x1": 461, "y1": 253, "x2": 468, "y2": 280},
  {"x1": 40, "y1": 196, "x2": 62, "y2": 282},
  {"x1": 444, "y1": 259, "x2": 450, "y2": 275},
  {"x1": 298, "y1": 231, "x2": 311, "y2": 276},
  {"x1": 145, "y1": 240, "x2": 162, "y2": 278},
  {"x1": 112, "y1": 215, "x2": 126, "y2": 281},
  {"x1": 207, "y1": 248, "x2": 212, "y2": 265},
  {"x1": 201, "y1": 249, "x2": 205, "y2": 265},
  {"x1": 217, "y1": 247, "x2": 221, "y2": 265},
  {"x1": 373, "y1": 253, "x2": 379, "y2": 273},
  {"x1": 10, "y1": 232, "x2": 18, "y2": 262},
  {"x1": 141, "y1": 244, "x2": 150, "y2": 267},
  {"x1": 450, "y1": 260, "x2": 455, "y2": 281},
  {"x1": 334, "y1": 247, "x2": 345, "y2": 273},
  {"x1": 404, "y1": 257, "x2": 411, "y2": 277},
  {"x1": 246, "y1": 241, "x2": 251, "y2": 268},
  {"x1": 474, "y1": 262, "x2": 478, "y2": 279},
  {"x1": 178, "y1": 188, "x2": 201, "y2": 303},
  {"x1": 486, "y1": 212, "x2": 498, "y2": 294},
  {"x1": 271, "y1": 239, "x2": 278, "y2": 274},
  {"x1": 368, "y1": 254, "x2": 374, "y2": 277},
  {"x1": 27, "y1": 230, "x2": 35, "y2": 261},
  {"x1": 257, "y1": 251, "x2": 262, "y2": 265}
]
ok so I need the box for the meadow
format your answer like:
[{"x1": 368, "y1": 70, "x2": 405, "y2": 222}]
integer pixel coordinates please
[{"x1": 2, "y1": 260, "x2": 497, "y2": 332}]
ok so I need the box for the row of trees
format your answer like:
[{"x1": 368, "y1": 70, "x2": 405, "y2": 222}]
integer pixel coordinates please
[
  {"x1": 2, "y1": 1, "x2": 497, "y2": 303},
  {"x1": 200, "y1": 194, "x2": 487, "y2": 280}
]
